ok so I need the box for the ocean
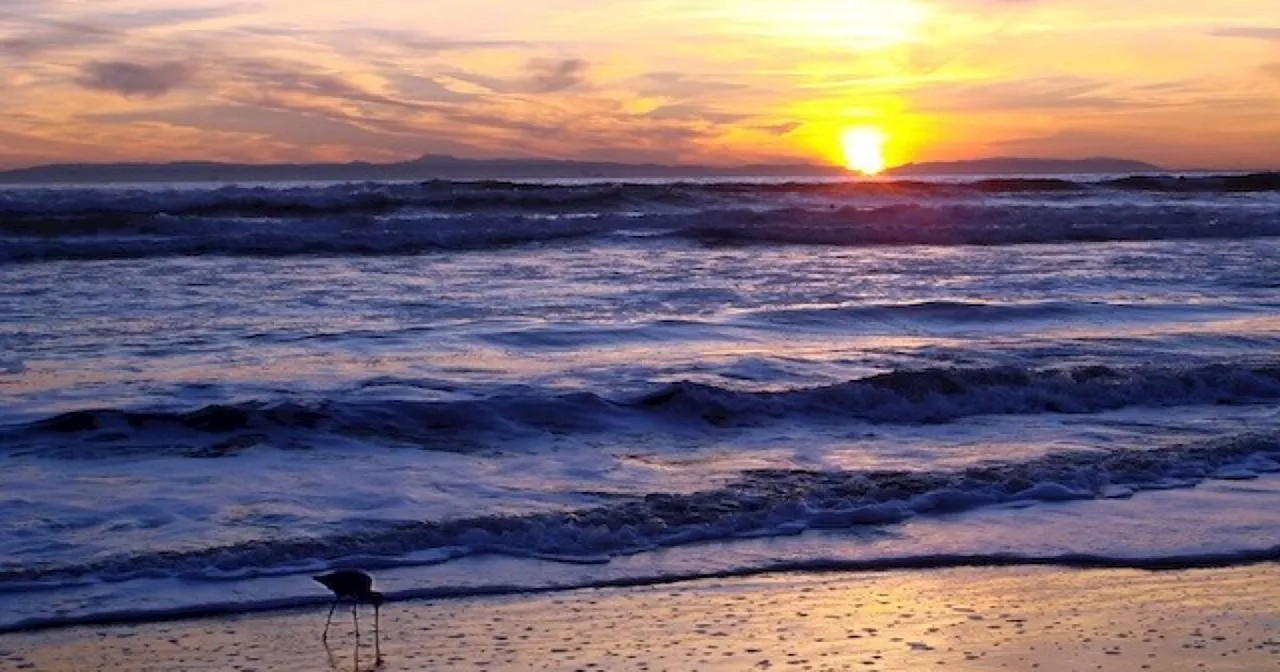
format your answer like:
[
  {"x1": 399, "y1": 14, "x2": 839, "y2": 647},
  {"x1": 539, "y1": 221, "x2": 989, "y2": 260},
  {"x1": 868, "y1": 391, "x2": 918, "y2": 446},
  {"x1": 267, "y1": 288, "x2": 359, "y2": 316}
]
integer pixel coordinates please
[{"x1": 2, "y1": 173, "x2": 1279, "y2": 633}]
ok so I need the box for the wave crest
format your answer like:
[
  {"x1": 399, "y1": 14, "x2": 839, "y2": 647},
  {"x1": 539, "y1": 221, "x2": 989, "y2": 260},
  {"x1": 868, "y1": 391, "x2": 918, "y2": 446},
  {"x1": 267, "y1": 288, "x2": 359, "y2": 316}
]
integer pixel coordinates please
[
  {"x1": 1, "y1": 432, "x2": 1276, "y2": 591},
  {"x1": 9, "y1": 362, "x2": 1280, "y2": 457},
  {"x1": 2, "y1": 202, "x2": 1277, "y2": 262}
]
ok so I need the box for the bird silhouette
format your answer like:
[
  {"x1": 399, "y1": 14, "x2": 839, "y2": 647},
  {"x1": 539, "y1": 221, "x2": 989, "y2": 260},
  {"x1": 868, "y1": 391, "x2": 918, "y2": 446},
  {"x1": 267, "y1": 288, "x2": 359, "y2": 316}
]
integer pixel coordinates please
[{"x1": 314, "y1": 569, "x2": 384, "y2": 664}]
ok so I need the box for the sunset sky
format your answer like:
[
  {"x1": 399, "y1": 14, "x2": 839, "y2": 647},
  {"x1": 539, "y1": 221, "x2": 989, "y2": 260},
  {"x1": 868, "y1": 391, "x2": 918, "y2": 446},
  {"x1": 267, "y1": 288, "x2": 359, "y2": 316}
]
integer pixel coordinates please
[{"x1": 2, "y1": 0, "x2": 1278, "y2": 170}]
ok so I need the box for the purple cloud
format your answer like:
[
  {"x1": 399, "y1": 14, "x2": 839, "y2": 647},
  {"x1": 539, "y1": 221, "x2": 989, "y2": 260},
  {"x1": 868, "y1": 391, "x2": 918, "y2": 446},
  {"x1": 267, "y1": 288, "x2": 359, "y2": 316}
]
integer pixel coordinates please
[{"x1": 75, "y1": 60, "x2": 198, "y2": 98}]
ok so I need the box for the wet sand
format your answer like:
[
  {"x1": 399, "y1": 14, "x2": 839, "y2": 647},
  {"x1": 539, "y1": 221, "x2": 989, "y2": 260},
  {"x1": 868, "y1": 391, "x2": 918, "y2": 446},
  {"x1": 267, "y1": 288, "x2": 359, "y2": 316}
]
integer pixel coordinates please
[{"x1": 3, "y1": 565, "x2": 1278, "y2": 671}]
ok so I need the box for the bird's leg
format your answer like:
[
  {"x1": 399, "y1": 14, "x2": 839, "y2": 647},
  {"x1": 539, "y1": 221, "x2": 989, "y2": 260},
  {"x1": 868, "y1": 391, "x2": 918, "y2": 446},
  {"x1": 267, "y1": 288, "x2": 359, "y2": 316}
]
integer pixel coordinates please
[
  {"x1": 352, "y1": 603, "x2": 360, "y2": 648},
  {"x1": 323, "y1": 599, "x2": 339, "y2": 641},
  {"x1": 374, "y1": 604, "x2": 383, "y2": 665}
]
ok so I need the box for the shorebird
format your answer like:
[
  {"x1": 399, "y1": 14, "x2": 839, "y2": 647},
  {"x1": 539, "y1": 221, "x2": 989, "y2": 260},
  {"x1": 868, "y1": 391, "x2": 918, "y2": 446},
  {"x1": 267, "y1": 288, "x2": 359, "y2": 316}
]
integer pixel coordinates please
[{"x1": 314, "y1": 569, "x2": 384, "y2": 663}]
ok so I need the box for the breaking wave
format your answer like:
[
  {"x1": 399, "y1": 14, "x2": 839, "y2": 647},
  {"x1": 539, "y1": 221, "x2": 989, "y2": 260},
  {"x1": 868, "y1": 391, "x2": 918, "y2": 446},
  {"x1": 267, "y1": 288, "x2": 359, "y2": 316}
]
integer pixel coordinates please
[
  {"x1": 1, "y1": 430, "x2": 1277, "y2": 629},
  {"x1": 1, "y1": 203, "x2": 1278, "y2": 262},
  {"x1": 8, "y1": 361, "x2": 1280, "y2": 457}
]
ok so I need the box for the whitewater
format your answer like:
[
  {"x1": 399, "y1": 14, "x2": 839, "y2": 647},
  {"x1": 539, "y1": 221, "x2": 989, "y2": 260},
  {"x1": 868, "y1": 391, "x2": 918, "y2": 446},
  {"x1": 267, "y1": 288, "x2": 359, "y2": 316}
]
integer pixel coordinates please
[{"x1": 1, "y1": 173, "x2": 1278, "y2": 633}]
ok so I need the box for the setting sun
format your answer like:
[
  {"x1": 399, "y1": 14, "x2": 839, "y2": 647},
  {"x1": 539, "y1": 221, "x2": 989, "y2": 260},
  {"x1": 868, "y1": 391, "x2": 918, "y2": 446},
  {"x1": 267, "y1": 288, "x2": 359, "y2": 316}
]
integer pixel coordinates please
[{"x1": 840, "y1": 126, "x2": 887, "y2": 175}]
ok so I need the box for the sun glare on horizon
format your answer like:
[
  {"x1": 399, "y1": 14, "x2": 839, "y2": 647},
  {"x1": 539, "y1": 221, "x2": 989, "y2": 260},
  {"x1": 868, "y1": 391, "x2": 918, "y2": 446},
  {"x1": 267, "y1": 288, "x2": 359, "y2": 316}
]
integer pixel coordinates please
[{"x1": 840, "y1": 126, "x2": 887, "y2": 175}]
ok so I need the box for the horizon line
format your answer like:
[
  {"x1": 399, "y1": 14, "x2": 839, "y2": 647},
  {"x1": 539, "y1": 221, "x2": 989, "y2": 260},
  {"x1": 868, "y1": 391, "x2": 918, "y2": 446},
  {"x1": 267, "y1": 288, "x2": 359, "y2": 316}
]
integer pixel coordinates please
[{"x1": 0, "y1": 154, "x2": 1188, "y2": 173}]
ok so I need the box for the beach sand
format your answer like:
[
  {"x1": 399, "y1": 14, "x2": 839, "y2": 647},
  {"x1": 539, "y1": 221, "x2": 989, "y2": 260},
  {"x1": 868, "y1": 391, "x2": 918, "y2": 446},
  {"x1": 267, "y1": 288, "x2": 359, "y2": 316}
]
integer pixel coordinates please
[{"x1": 3, "y1": 565, "x2": 1278, "y2": 671}]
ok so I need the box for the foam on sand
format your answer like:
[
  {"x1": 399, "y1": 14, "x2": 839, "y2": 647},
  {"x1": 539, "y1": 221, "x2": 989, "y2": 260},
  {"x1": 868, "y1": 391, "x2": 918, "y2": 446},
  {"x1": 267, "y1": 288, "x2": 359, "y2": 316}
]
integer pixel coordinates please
[{"x1": 4, "y1": 564, "x2": 1277, "y2": 671}]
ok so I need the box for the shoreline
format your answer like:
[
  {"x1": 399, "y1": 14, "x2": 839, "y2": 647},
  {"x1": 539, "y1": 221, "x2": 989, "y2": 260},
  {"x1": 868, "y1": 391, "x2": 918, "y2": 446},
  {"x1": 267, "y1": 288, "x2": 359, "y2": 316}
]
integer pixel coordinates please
[
  {"x1": 4, "y1": 564, "x2": 1278, "y2": 671},
  {"x1": 6, "y1": 549, "x2": 1280, "y2": 637}
]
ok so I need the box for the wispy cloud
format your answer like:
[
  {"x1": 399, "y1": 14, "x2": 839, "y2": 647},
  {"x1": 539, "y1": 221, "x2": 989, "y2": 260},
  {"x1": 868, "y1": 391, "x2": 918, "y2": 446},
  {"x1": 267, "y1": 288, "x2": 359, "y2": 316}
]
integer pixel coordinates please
[
  {"x1": 1213, "y1": 27, "x2": 1280, "y2": 42},
  {"x1": 751, "y1": 121, "x2": 802, "y2": 136},
  {"x1": 908, "y1": 76, "x2": 1137, "y2": 113},
  {"x1": 643, "y1": 104, "x2": 748, "y2": 124},
  {"x1": 224, "y1": 58, "x2": 434, "y2": 111},
  {"x1": 635, "y1": 72, "x2": 748, "y2": 98},
  {"x1": 0, "y1": 11, "x2": 119, "y2": 58},
  {"x1": 365, "y1": 29, "x2": 531, "y2": 54},
  {"x1": 436, "y1": 57, "x2": 592, "y2": 95},
  {"x1": 0, "y1": 4, "x2": 247, "y2": 58},
  {"x1": 524, "y1": 57, "x2": 589, "y2": 93}
]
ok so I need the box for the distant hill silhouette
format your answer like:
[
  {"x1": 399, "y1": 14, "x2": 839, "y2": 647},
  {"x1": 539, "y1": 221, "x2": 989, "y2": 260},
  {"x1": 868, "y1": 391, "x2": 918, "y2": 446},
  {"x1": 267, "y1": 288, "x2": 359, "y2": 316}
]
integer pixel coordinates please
[
  {"x1": 886, "y1": 157, "x2": 1161, "y2": 176},
  {"x1": 0, "y1": 154, "x2": 1164, "y2": 184}
]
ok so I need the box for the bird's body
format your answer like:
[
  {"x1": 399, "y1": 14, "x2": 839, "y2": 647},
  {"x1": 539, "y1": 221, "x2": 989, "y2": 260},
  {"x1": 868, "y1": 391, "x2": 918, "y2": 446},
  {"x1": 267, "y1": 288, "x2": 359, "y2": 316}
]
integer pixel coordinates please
[
  {"x1": 314, "y1": 569, "x2": 384, "y2": 664},
  {"x1": 315, "y1": 569, "x2": 380, "y2": 602}
]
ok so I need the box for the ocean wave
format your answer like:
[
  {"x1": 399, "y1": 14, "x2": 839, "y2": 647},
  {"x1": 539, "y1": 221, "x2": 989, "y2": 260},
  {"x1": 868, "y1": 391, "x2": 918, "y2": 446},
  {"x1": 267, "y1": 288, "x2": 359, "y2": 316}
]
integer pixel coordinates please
[
  {"x1": 2, "y1": 173, "x2": 1277, "y2": 222},
  {"x1": 0, "y1": 211, "x2": 614, "y2": 261},
  {"x1": 481, "y1": 300, "x2": 1118, "y2": 346},
  {"x1": 740, "y1": 299, "x2": 1085, "y2": 328},
  {"x1": 0, "y1": 431, "x2": 1276, "y2": 603},
  {"x1": 8, "y1": 362, "x2": 1280, "y2": 457},
  {"x1": 2, "y1": 202, "x2": 1278, "y2": 262},
  {"x1": 672, "y1": 203, "x2": 1280, "y2": 248},
  {"x1": 0, "y1": 180, "x2": 709, "y2": 222},
  {"x1": 1105, "y1": 172, "x2": 1280, "y2": 192},
  {"x1": 640, "y1": 362, "x2": 1280, "y2": 425}
]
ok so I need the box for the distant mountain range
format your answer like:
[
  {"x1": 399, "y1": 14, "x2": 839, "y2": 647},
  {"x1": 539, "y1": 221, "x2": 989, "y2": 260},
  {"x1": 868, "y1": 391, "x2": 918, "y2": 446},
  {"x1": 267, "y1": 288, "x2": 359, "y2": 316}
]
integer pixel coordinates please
[{"x1": 0, "y1": 154, "x2": 1164, "y2": 184}]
